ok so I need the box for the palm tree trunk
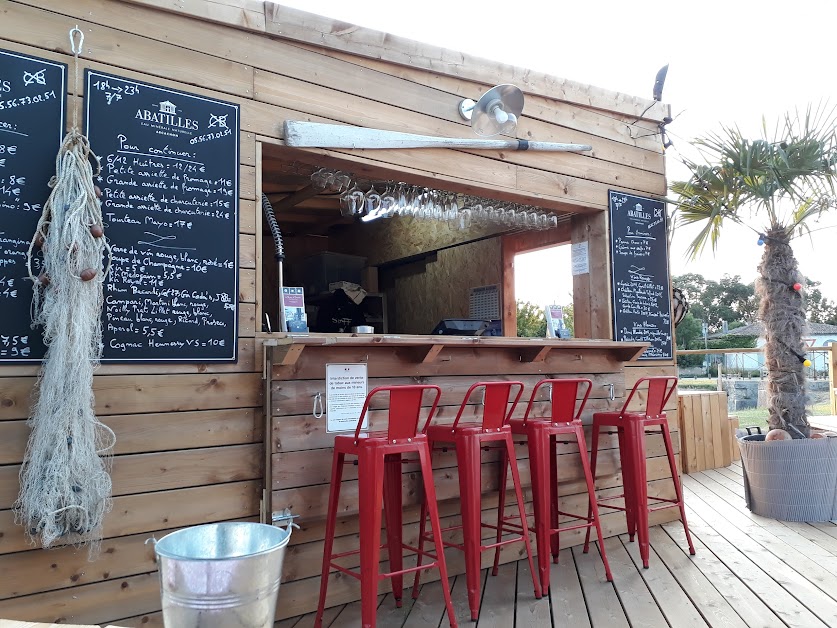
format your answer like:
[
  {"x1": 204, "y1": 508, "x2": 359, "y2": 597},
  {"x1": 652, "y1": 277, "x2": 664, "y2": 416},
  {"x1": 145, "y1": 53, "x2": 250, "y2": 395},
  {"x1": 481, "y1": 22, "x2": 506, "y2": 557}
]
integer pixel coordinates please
[{"x1": 757, "y1": 228, "x2": 809, "y2": 436}]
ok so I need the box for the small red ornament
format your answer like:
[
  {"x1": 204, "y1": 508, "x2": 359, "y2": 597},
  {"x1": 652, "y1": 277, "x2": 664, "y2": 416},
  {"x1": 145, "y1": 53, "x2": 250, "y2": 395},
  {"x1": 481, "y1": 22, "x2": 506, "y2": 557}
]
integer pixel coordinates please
[{"x1": 793, "y1": 282, "x2": 803, "y2": 291}]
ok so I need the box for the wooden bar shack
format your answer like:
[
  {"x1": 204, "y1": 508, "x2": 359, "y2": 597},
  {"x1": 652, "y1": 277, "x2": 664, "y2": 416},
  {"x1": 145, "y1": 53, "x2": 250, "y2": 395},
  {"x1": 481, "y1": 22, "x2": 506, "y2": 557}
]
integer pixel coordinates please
[{"x1": 0, "y1": 1, "x2": 679, "y2": 625}]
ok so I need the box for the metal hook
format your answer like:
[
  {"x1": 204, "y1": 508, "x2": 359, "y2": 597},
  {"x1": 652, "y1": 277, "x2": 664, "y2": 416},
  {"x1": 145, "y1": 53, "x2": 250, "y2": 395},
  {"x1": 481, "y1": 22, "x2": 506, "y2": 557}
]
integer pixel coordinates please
[
  {"x1": 272, "y1": 508, "x2": 301, "y2": 531},
  {"x1": 603, "y1": 383, "x2": 615, "y2": 402},
  {"x1": 69, "y1": 26, "x2": 84, "y2": 56},
  {"x1": 312, "y1": 392, "x2": 324, "y2": 419}
]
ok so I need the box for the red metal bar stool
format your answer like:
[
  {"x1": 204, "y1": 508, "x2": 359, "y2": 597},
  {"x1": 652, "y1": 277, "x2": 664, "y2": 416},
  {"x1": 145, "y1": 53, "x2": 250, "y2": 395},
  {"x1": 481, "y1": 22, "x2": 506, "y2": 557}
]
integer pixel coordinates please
[
  {"x1": 584, "y1": 376, "x2": 696, "y2": 568},
  {"x1": 314, "y1": 385, "x2": 458, "y2": 628},
  {"x1": 499, "y1": 378, "x2": 613, "y2": 593},
  {"x1": 413, "y1": 381, "x2": 541, "y2": 622}
]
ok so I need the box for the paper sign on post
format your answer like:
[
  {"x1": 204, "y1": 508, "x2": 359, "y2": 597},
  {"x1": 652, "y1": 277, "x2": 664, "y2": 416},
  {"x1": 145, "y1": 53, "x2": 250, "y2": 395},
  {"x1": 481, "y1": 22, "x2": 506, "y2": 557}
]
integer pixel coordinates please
[
  {"x1": 326, "y1": 363, "x2": 369, "y2": 433},
  {"x1": 571, "y1": 241, "x2": 589, "y2": 276}
]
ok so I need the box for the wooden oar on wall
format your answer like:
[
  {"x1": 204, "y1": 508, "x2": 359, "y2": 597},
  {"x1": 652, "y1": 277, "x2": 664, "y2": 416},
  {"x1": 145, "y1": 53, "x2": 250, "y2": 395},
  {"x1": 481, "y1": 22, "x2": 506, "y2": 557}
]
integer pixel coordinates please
[{"x1": 283, "y1": 121, "x2": 593, "y2": 152}]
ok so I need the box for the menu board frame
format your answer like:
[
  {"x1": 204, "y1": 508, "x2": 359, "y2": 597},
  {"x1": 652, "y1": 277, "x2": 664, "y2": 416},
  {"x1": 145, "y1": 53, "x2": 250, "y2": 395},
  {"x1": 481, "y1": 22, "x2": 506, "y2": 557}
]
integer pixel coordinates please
[
  {"x1": 85, "y1": 69, "x2": 240, "y2": 363},
  {"x1": 0, "y1": 48, "x2": 66, "y2": 363},
  {"x1": 608, "y1": 189, "x2": 673, "y2": 361}
]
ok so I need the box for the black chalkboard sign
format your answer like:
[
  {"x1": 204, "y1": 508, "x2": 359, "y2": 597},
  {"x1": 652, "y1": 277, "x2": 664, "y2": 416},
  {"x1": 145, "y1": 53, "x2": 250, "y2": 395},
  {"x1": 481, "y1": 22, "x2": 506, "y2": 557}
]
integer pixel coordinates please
[
  {"x1": 85, "y1": 70, "x2": 239, "y2": 362},
  {"x1": 608, "y1": 190, "x2": 673, "y2": 360},
  {"x1": 0, "y1": 49, "x2": 66, "y2": 362}
]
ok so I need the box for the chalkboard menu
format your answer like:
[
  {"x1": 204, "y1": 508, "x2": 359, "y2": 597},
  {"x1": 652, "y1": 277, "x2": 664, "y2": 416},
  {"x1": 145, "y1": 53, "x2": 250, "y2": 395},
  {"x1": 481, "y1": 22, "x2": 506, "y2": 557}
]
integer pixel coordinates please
[
  {"x1": 0, "y1": 49, "x2": 66, "y2": 362},
  {"x1": 609, "y1": 190, "x2": 673, "y2": 360},
  {"x1": 85, "y1": 70, "x2": 239, "y2": 362}
]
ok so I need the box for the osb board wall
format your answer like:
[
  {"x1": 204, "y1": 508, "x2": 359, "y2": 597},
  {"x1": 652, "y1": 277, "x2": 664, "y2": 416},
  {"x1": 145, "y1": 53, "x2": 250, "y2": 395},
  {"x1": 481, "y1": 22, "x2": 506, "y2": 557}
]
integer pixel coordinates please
[
  {"x1": 338, "y1": 212, "x2": 503, "y2": 267},
  {"x1": 268, "y1": 346, "x2": 682, "y2": 619},
  {"x1": 387, "y1": 238, "x2": 502, "y2": 334}
]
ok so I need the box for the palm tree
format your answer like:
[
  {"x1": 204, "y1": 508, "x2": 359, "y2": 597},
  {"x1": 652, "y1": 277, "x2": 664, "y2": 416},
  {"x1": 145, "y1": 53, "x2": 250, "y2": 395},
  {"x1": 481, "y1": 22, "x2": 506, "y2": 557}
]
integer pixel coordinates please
[{"x1": 671, "y1": 107, "x2": 837, "y2": 437}]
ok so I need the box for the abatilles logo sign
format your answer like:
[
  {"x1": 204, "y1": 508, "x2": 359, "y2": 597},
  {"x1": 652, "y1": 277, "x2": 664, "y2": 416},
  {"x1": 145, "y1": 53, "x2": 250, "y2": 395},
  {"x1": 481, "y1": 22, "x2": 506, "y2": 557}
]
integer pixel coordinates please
[{"x1": 134, "y1": 100, "x2": 198, "y2": 131}]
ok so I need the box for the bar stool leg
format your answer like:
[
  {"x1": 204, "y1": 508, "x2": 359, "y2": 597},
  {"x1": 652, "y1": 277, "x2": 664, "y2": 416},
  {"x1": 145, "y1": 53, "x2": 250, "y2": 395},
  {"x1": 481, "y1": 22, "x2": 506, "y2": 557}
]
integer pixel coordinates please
[
  {"x1": 358, "y1": 447, "x2": 385, "y2": 628},
  {"x1": 315, "y1": 449, "x2": 345, "y2": 627},
  {"x1": 383, "y1": 453, "x2": 404, "y2": 606},
  {"x1": 504, "y1": 432, "x2": 543, "y2": 600},
  {"x1": 527, "y1": 425, "x2": 552, "y2": 593},
  {"x1": 411, "y1": 444, "x2": 433, "y2": 600},
  {"x1": 583, "y1": 421, "x2": 600, "y2": 554},
  {"x1": 411, "y1": 499, "x2": 428, "y2": 599},
  {"x1": 618, "y1": 426, "x2": 638, "y2": 542},
  {"x1": 549, "y1": 433, "x2": 560, "y2": 563},
  {"x1": 456, "y1": 433, "x2": 485, "y2": 621},
  {"x1": 575, "y1": 425, "x2": 613, "y2": 582},
  {"x1": 660, "y1": 423, "x2": 696, "y2": 555},
  {"x1": 417, "y1": 445, "x2": 459, "y2": 628},
  {"x1": 627, "y1": 420, "x2": 651, "y2": 569},
  {"x1": 492, "y1": 446, "x2": 509, "y2": 576}
]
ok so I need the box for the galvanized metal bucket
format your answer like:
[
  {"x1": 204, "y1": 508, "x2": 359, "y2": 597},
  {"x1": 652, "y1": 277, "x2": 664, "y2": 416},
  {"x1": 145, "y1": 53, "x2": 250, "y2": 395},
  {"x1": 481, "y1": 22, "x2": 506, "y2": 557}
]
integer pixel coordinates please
[{"x1": 153, "y1": 521, "x2": 292, "y2": 628}]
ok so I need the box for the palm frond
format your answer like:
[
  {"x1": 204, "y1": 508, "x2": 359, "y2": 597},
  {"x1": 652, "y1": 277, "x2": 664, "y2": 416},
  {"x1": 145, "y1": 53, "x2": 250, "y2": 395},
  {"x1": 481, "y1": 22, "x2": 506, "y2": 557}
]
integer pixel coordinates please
[{"x1": 670, "y1": 104, "x2": 837, "y2": 246}]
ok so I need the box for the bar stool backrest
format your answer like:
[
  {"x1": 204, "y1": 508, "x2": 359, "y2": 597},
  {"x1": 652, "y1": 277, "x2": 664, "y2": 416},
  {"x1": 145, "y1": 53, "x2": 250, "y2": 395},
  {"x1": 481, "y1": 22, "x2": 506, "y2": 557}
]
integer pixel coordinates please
[
  {"x1": 354, "y1": 385, "x2": 442, "y2": 441},
  {"x1": 447, "y1": 381, "x2": 524, "y2": 431},
  {"x1": 522, "y1": 378, "x2": 592, "y2": 425},
  {"x1": 618, "y1": 376, "x2": 678, "y2": 419}
]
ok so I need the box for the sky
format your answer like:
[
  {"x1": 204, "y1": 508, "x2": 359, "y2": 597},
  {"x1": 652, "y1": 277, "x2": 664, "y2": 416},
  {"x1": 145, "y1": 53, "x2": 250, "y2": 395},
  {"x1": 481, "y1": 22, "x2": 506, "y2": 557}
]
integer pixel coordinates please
[{"x1": 281, "y1": 0, "x2": 837, "y2": 306}]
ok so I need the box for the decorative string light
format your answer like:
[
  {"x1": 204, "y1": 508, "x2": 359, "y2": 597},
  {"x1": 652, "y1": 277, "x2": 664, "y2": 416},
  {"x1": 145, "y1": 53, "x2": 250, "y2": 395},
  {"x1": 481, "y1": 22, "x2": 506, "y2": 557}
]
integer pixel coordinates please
[{"x1": 775, "y1": 338, "x2": 812, "y2": 367}]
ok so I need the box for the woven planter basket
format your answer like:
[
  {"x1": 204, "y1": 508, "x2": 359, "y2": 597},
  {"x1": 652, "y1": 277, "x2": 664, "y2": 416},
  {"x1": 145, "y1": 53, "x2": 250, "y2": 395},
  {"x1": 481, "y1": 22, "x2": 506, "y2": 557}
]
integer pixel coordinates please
[{"x1": 738, "y1": 435, "x2": 837, "y2": 521}]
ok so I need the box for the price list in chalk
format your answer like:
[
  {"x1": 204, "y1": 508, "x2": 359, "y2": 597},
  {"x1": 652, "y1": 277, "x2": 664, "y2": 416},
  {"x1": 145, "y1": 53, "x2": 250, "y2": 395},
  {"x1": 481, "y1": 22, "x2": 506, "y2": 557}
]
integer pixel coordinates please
[
  {"x1": 0, "y1": 49, "x2": 66, "y2": 362},
  {"x1": 608, "y1": 190, "x2": 673, "y2": 360},
  {"x1": 85, "y1": 70, "x2": 240, "y2": 362}
]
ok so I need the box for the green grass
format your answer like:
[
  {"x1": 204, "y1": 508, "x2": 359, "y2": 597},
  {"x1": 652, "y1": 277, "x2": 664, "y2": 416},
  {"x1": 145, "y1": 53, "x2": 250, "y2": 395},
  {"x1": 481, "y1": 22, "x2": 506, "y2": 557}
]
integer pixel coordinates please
[{"x1": 730, "y1": 403, "x2": 833, "y2": 432}]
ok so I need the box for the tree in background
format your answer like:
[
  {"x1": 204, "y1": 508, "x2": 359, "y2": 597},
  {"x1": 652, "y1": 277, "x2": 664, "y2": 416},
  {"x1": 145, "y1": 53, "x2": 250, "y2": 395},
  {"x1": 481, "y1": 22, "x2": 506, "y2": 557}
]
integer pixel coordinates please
[
  {"x1": 674, "y1": 273, "x2": 757, "y2": 333},
  {"x1": 674, "y1": 312, "x2": 705, "y2": 368},
  {"x1": 516, "y1": 301, "x2": 546, "y2": 337},
  {"x1": 806, "y1": 281, "x2": 837, "y2": 325},
  {"x1": 672, "y1": 107, "x2": 837, "y2": 436},
  {"x1": 674, "y1": 272, "x2": 836, "y2": 327},
  {"x1": 562, "y1": 304, "x2": 575, "y2": 336}
]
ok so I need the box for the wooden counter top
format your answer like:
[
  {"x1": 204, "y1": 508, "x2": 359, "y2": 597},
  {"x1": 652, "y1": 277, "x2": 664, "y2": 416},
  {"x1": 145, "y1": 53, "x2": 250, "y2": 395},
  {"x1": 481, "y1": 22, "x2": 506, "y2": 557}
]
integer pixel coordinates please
[
  {"x1": 261, "y1": 333, "x2": 649, "y2": 377},
  {"x1": 263, "y1": 332, "x2": 646, "y2": 357}
]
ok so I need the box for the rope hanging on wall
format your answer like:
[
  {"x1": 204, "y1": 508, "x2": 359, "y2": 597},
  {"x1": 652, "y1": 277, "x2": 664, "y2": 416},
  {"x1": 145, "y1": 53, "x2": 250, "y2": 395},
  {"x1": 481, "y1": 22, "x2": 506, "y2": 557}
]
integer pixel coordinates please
[{"x1": 14, "y1": 27, "x2": 114, "y2": 554}]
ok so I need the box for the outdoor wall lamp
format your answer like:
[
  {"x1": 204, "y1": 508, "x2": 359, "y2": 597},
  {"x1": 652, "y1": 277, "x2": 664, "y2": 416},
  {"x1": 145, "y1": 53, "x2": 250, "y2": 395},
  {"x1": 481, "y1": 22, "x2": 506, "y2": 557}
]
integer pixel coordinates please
[{"x1": 458, "y1": 84, "x2": 524, "y2": 137}]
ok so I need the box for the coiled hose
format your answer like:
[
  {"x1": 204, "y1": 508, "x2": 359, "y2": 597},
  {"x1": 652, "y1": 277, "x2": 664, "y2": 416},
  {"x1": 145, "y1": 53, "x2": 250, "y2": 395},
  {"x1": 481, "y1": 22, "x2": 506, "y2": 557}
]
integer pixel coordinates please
[
  {"x1": 261, "y1": 193, "x2": 285, "y2": 261},
  {"x1": 261, "y1": 193, "x2": 286, "y2": 332}
]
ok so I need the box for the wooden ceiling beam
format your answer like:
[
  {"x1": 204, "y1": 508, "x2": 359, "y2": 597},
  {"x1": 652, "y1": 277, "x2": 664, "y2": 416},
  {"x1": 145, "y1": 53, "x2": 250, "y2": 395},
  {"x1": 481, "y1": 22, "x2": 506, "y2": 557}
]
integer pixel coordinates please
[{"x1": 268, "y1": 183, "x2": 328, "y2": 212}]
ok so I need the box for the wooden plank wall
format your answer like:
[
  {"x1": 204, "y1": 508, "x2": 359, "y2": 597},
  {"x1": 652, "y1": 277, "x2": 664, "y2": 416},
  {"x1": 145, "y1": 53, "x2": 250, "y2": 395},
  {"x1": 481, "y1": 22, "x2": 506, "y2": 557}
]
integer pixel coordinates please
[
  {"x1": 0, "y1": 0, "x2": 676, "y2": 624},
  {"x1": 0, "y1": 2, "x2": 266, "y2": 626},
  {"x1": 269, "y1": 346, "x2": 682, "y2": 619}
]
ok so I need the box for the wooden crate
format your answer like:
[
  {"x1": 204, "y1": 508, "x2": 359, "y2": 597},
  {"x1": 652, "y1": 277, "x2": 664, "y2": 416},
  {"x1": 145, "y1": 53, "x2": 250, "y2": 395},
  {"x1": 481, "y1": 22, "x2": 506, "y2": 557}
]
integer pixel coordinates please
[{"x1": 678, "y1": 391, "x2": 737, "y2": 473}]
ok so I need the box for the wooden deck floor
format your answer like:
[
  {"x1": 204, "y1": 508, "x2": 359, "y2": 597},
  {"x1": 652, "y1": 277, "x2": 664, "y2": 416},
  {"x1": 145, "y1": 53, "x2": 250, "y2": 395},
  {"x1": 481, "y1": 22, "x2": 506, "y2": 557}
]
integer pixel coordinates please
[{"x1": 281, "y1": 462, "x2": 837, "y2": 627}]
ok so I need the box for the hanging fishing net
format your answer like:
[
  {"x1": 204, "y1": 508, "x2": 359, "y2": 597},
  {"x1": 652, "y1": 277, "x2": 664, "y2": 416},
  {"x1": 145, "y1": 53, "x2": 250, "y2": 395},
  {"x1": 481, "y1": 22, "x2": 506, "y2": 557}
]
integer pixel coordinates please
[{"x1": 14, "y1": 127, "x2": 114, "y2": 553}]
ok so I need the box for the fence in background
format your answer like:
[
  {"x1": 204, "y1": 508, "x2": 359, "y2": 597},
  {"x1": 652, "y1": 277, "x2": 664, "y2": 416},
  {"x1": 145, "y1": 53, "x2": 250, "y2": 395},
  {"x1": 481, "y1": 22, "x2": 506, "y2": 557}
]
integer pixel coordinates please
[{"x1": 677, "y1": 345, "x2": 836, "y2": 416}]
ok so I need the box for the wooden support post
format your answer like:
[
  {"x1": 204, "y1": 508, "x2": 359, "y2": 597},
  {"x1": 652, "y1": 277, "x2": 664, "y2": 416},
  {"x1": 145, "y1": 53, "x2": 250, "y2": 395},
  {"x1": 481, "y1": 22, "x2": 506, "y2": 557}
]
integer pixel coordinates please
[
  {"x1": 571, "y1": 212, "x2": 612, "y2": 339},
  {"x1": 501, "y1": 236, "x2": 517, "y2": 337},
  {"x1": 830, "y1": 345, "x2": 837, "y2": 416}
]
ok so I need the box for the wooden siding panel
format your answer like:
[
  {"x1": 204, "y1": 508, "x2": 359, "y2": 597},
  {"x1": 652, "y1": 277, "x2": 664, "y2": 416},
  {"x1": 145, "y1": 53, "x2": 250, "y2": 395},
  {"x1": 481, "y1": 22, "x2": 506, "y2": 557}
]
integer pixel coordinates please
[
  {"x1": 0, "y1": 408, "x2": 261, "y2": 465},
  {"x1": 0, "y1": 480, "x2": 261, "y2": 556},
  {"x1": 0, "y1": 373, "x2": 261, "y2": 421},
  {"x1": 1, "y1": 2, "x2": 254, "y2": 98}
]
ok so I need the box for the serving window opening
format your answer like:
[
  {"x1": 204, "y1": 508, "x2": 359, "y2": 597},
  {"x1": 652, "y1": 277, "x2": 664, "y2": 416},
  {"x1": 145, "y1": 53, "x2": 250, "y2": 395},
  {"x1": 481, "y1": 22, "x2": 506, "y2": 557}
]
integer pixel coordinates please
[
  {"x1": 259, "y1": 147, "x2": 573, "y2": 338},
  {"x1": 514, "y1": 245, "x2": 574, "y2": 337}
]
